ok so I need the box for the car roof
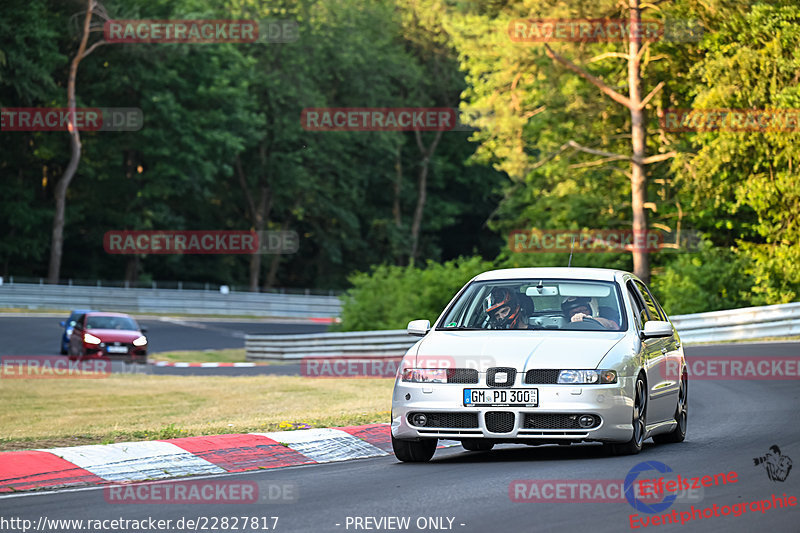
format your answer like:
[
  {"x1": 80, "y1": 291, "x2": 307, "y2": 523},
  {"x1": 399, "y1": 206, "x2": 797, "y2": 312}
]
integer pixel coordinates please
[
  {"x1": 84, "y1": 312, "x2": 134, "y2": 318},
  {"x1": 472, "y1": 267, "x2": 631, "y2": 283},
  {"x1": 70, "y1": 309, "x2": 96, "y2": 314}
]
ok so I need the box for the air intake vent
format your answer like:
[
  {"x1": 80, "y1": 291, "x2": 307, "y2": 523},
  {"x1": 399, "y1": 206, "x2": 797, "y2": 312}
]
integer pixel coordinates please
[
  {"x1": 524, "y1": 369, "x2": 561, "y2": 384},
  {"x1": 408, "y1": 412, "x2": 479, "y2": 428},
  {"x1": 485, "y1": 411, "x2": 515, "y2": 433}
]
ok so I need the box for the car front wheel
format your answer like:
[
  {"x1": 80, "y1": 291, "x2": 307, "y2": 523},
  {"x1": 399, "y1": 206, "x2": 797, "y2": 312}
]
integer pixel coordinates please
[
  {"x1": 606, "y1": 376, "x2": 647, "y2": 456},
  {"x1": 392, "y1": 436, "x2": 437, "y2": 462}
]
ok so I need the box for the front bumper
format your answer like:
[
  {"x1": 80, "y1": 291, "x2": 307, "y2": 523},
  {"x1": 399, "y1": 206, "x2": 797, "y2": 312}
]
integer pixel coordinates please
[
  {"x1": 391, "y1": 379, "x2": 634, "y2": 443},
  {"x1": 82, "y1": 345, "x2": 147, "y2": 361}
]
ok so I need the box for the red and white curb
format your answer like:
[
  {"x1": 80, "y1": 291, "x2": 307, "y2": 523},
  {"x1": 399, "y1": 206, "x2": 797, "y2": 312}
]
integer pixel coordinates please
[{"x1": 0, "y1": 425, "x2": 457, "y2": 493}]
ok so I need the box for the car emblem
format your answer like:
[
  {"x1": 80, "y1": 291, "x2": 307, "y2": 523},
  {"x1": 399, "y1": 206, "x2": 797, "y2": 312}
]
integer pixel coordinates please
[{"x1": 495, "y1": 371, "x2": 508, "y2": 384}]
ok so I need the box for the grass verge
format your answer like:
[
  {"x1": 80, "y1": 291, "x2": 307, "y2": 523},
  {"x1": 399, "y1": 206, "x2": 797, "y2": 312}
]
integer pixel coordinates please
[
  {"x1": 150, "y1": 349, "x2": 249, "y2": 364},
  {"x1": 0, "y1": 374, "x2": 392, "y2": 451}
]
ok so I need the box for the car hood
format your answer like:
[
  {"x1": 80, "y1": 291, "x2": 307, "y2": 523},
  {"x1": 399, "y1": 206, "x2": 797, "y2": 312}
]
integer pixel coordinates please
[
  {"x1": 412, "y1": 330, "x2": 626, "y2": 370},
  {"x1": 84, "y1": 329, "x2": 143, "y2": 342}
]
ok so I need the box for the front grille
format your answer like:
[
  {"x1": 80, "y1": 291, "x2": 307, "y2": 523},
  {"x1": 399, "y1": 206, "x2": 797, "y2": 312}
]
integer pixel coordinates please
[
  {"x1": 523, "y1": 414, "x2": 600, "y2": 429},
  {"x1": 487, "y1": 367, "x2": 517, "y2": 387},
  {"x1": 524, "y1": 369, "x2": 561, "y2": 384},
  {"x1": 485, "y1": 411, "x2": 515, "y2": 433},
  {"x1": 408, "y1": 412, "x2": 479, "y2": 428},
  {"x1": 446, "y1": 368, "x2": 479, "y2": 384}
]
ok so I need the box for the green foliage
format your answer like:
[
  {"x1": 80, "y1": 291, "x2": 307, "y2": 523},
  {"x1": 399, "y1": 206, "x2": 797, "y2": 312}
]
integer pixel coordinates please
[
  {"x1": 338, "y1": 256, "x2": 495, "y2": 331},
  {"x1": 670, "y1": 2, "x2": 800, "y2": 305},
  {"x1": 650, "y1": 244, "x2": 755, "y2": 315}
]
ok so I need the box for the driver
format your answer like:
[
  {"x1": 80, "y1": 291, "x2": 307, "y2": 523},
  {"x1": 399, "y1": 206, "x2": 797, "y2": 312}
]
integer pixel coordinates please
[
  {"x1": 561, "y1": 296, "x2": 618, "y2": 329},
  {"x1": 484, "y1": 288, "x2": 528, "y2": 329}
]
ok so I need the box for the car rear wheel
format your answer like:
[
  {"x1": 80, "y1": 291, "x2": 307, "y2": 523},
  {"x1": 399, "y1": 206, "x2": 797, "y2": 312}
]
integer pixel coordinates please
[
  {"x1": 606, "y1": 376, "x2": 647, "y2": 456},
  {"x1": 653, "y1": 374, "x2": 687, "y2": 444},
  {"x1": 461, "y1": 439, "x2": 494, "y2": 452},
  {"x1": 392, "y1": 436, "x2": 437, "y2": 462}
]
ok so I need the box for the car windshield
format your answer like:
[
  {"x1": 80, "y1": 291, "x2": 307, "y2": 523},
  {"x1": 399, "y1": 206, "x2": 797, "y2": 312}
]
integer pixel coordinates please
[
  {"x1": 438, "y1": 279, "x2": 625, "y2": 332},
  {"x1": 86, "y1": 316, "x2": 139, "y2": 331}
]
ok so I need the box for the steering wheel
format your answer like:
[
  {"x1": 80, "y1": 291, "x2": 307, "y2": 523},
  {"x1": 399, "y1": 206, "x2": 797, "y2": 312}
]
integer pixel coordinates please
[{"x1": 565, "y1": 316, "x2": 605, "y2": 330}]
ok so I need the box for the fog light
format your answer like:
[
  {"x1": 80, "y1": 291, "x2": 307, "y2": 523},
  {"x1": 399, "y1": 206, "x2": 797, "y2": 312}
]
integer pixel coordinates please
[
  {"x1": 578, "y1": 415, "x2": 596, "y2": 428},
  {"x1": 411, "y1": 413, "x2": 428, "y2": 426}
]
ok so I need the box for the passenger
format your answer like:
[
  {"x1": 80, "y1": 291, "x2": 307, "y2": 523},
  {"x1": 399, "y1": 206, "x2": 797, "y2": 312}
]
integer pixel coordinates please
[
  {"x1": 484, "y1": 288, "x2": 528, "y2": 329},
  {"x1": 561, "y1": 296, "x2": 619, "y2": 329}
]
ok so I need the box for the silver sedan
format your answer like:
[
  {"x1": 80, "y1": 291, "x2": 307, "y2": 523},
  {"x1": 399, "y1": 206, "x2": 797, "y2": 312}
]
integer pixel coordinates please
[{"x1": 391, "y1": 267, "x2": 688, "y2": 462}]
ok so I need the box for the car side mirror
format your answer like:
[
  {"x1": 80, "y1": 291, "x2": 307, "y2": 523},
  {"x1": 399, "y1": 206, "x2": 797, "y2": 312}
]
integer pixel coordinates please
[
  {"x1": 60, "y1": 321, "x2": 66, "y2": 327},
  {"x1": 641, "y1": 320, "x2": 673, "y2": 338},
  {"x1": 407, "y1": 319, "x2": 430, "y2": 337},
  {"x1": 140, "y1": 327, "x2": 147, "y2": 334}
]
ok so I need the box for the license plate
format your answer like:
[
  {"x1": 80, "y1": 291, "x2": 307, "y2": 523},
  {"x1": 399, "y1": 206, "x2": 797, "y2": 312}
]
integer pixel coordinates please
[
  {"x1": 107, "y1": 345, "x2": 128, "y2": 354},
  {"x1": 463, "y1": 388, "x2": 538, "y2": 407}
]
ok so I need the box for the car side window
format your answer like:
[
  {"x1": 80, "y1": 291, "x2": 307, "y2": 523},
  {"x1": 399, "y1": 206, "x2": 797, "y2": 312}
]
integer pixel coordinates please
[
  {"x1": 626, "y1": 281, "x2": 650, "y2": 329},
  {"x1": 639, "y1": 282, "x2": 669, "y2": 321},
  {"x1": 634, "y1": 280, "x2": 663, "y2": 322}
]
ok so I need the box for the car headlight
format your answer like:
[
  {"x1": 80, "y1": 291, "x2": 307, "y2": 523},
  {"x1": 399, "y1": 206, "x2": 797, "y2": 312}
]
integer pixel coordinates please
[
  {"x1": 132, "y1": 336, "x2": 148, "y2": 347},
  {"x1": 83, "y1": 333, "x2": 102, "y2": 345},
  {"x1": 401, "y1": 368, "x2": 448, "y2": 383},
  {"x1": 558, "y1": 369, "x2": 617, "y2": 384}
]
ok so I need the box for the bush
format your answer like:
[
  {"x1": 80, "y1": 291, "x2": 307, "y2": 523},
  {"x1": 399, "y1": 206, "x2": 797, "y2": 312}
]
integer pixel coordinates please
[
  {"x1": 337, "y1": 256, "x2": 496, "y2": 331},
  {"x1": 650, "y1": 244, "x2": 755, "y2": 315}
]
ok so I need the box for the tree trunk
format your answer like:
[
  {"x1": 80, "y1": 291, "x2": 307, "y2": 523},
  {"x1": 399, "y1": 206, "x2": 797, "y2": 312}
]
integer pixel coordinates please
[
  {"x1": 409, "y1": 129, "x2": 443, "y2": 262},
  {"x1": 236, "y1": 153, "x2": 272, "y2": 292},
  {"x1": 628, "y1": 0, "x2": 649, "y2": 283},
  {"x1": 47, "y1": 0, "x2": 98, "y2": 283},
  {"x1": 393, "y1": 144, "x2": 403, "y2": 229},
  {"x1": 262, "y1": 219, "x2": 290, "y2": 290},
  {"x1": 543, "y1": 0, "x2": 662, "y2": 284}
]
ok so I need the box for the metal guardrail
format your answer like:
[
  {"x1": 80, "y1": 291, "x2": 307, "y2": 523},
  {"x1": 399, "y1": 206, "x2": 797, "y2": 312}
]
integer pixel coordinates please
[
  {"x1": 245, "y1": 302, "x2": 800, "y2": 360},
  {"x1": 0, "y1": 283, "x2": 341, "y2": 318},
  {"x1": 246, "y1": 330, "x2": 417, "y2": 360},
  {"x1": 670, "y1": 302, "x2": 800, "y2": 343}
]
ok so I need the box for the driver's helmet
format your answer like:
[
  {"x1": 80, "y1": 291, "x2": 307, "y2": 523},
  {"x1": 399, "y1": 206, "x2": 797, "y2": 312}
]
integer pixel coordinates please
[
  {"x1": 561, "y1": 296, "x2": 592, "y2": 317},
  {"x1": 484, "y1": 287, "x2": 522, "y2": 329}
]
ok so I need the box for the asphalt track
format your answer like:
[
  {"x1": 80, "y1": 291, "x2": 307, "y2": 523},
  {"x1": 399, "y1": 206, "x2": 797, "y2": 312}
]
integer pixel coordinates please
[
  {"x1": 0, "y1": 315, "x2": 325, "y2": 376},
  {"x1": 1, "y1": 342, "x2": 799, "y2": 533}
]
